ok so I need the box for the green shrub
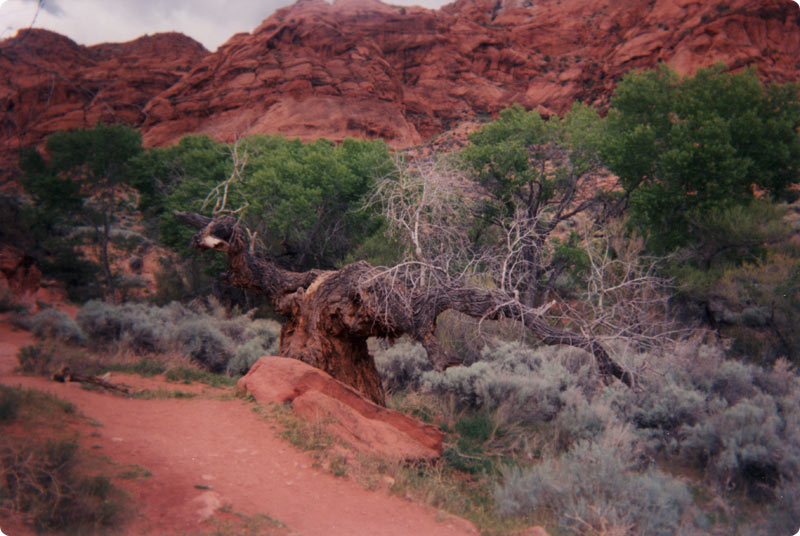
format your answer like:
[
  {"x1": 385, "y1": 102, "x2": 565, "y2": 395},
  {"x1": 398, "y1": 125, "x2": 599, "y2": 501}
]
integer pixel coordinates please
[
  {"x1": 0, "y1": 390, "x2": 20, "y2": 423},
  {"x1": 0, "y1": 438, "x2": 126, "y2": 531},
  {"x1": 164, "y1": 367, "x2": 237, "y2": 388},
  {"x1": 445, "y1": 413, "x2": 499, "y2": 475},
  {"x1": 30, "y1": 308, "x2": 86, "y2": 344},
  {"x1": 105, "y1": 359, "x2": 167, "y2": 377}
]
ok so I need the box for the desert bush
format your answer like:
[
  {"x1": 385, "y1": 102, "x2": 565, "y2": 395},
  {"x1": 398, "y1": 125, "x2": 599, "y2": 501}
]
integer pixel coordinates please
[
  {"x1": 421, "y1": 342, "x2": 594, "y2": 423},
  {"x1": 226, "y1": 321, "x2": 280, "y2": 376},
  {"x1": 553, "y1": 388, "x2": 619, "y2": 449},
  {"x1": 422, "y1": 362, "x2": 493, "y2": 410},
  {"x1": 77, "y1": 300, "x2": 167, "y2": 353},
  {"x1": 173, "y1": 319, "x2": 234, "y2": 373},
  {"x1": 756, "y1": 477, "x2": 800, "y2": 534},
  {"x1": 706, "y1": 360, "x2": 759, "y2": 405},
  {"x1": 753, "y1": 357, "x2": 800, "y2": 399},
  {"x1": 374, "y1": 339, "x2": 433, "y2": 392},
  {"x1": 30, "y1": 308, "x2": 86, "y2": 344},
  {"x1": 631, "y1": 375, "x2": 706, "y2": 452},
  {"x1": 0, "y1": 287, "x2": 27, "y2": 313},
  {"x1": 495, "y1": 426, "x2": 693, "y2": 535},
  {"x1": 0, "y1": 384, "x2": 124, "y2": 531},
  {"x1": 680, "y1": 393, "x2": 800, "y2": 501},
  {"x1": 74, "y1": 300, "x2": 276, "y2": 373},
  {"x1": 0, "y1": 438, "x2": 125, "y2": 531},
  {"x1": 16, "y1": 344, "x2": 55, "y2": 375}
]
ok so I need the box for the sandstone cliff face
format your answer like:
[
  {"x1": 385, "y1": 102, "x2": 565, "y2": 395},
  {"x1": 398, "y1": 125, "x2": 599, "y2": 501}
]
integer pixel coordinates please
[
  {"x1": 0, "y1": 29, "x2": 208, "y2": 178},
  {"x1": 2, "y1": 0, "x2": 799, "y2": 166},
  {"x1": 141, "y1": 0, "x2": 800, "y2": 148}
]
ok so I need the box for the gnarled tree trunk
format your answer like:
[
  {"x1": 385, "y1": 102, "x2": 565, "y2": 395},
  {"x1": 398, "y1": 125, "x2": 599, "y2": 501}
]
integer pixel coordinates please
[{"x1": 176, "y1": 211, "x2": 632, "y2": 406}]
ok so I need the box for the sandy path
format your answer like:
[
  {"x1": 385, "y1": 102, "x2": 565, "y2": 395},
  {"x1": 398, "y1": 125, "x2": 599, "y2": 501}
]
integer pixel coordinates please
[{"x1": 0, "y1": 320, "x2": 477, "y2": 536}]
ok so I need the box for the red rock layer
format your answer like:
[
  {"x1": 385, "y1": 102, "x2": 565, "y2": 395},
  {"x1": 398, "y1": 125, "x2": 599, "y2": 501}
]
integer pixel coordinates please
[
  {"x1": 141, "y1": 0, "x2": 800, "y2": 148},
  {"x1": 0, "y1": 29, "x2": 208, "y2": 179},
  {"x1": 2, "y1": 0, "x2": 798, "y2": 169}
]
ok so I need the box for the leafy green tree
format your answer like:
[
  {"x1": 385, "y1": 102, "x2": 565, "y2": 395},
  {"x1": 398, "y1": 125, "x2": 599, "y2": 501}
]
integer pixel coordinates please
[
  {"x1": 602, "y1": 64, "x2": 800, "y2": 253},
  {"x1": 21, "y1": 123, "x2": 143, "y2": 298},
  {"x1": 128, "y1": 134, "x2": 232, "y2": 252},
  {"x1": 153, "y1": 135, "x2": 392, "y2": 271},
  {"x1": 461, "y1": 103, "x2": 609, "y2": 306},
  {"x1": 238, "y1": 136, "x2": 392, "y2": 270}
]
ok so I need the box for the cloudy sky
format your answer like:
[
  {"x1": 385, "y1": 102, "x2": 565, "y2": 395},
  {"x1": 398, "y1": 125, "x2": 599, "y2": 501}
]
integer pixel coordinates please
[{"x1": 0, "y1": 0, "x2": 451, "y2": 51}]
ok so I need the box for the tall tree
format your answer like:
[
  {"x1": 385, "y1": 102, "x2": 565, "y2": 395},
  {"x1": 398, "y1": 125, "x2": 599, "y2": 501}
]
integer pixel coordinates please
[
  {"x1": 602, "y1": 64, "x2": 800, "y2": 253},
  {"x1": 461, "y1": 103, "x2": 613, "y2": 307},
  {"x1": 21, "y1": 123, "x2": 143, "y2": 298}
]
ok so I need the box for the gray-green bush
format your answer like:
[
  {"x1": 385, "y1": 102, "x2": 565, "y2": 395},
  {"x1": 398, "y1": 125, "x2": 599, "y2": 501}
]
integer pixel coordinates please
[
  {"x1": 74, "y1": 300, "x2": 281, "y2": 374},
  {"x1": 174, "y1": 320, "x2": 233, "y2": 373},
  {"x1": 30, "y1": 308, "x2": 86, "y2": 344},
  {"x1": 420, "y1": 342, "x2": 595, "y2": 423},
  {"x1": 681, "y1": 393, "x2": 800, "y2": 500},
  {"x1": 373, "y1": 339, "x2": 433, "y2": 393},
  {"x1": 495, "y1": 426, "x2": 693, "y2": 535}
]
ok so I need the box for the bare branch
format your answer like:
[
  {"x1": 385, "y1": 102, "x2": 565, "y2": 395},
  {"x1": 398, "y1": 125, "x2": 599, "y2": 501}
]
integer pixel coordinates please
[{"x1": 202, "y1": 137, "x2": 250, "y2": 218}]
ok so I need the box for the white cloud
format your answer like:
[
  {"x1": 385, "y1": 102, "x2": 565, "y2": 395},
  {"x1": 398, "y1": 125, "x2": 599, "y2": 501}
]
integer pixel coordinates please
[{"x1": 0, "y1": 0, "x2": 452, "y2": 51}]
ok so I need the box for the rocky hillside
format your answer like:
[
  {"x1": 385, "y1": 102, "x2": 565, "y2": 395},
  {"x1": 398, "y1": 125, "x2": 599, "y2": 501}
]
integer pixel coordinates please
[
  {"x1": 0, "y1": 30, "x2": 208, "y2": 177},
  {"x1": 2, "y1": 0, "x2": 799, "y2": 173}
]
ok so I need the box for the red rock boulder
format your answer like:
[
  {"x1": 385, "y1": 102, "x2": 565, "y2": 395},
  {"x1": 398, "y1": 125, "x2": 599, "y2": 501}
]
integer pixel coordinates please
[
  {"x1": 238, "y1": 356, "x2": 443, "y2": 461},
  {"x1": 0, "y1": 244, "x2": 40, "y2": 307}
]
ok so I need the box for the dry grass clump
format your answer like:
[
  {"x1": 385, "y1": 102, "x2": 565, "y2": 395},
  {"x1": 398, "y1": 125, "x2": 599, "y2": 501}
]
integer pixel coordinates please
[{"x1": 0, "y1": 385, "x2": 128, "y2": 533}]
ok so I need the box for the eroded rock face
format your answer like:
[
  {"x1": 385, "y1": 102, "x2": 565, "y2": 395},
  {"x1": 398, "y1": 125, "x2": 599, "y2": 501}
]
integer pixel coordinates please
[
  {"x1": 0, "y1": 244, "x2": 41, "y2": 306},
  {"x1": 238, "y1": 356, "x2": 443, "y2": 461},
  {"x1": 141, "y1": 0, "x2": 800, "y2": 147},
  {"x1": 2, "y1": 0, "x2": 798, "y2": 173},
  {"x1": 0, "y1": 29, "x2": 208, "y2": 180}
]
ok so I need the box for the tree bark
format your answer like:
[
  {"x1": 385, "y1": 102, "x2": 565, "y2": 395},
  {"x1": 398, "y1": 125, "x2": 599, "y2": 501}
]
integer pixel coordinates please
[{"x1": 176, "y1": 212, "x2": 632, "y2": 406}]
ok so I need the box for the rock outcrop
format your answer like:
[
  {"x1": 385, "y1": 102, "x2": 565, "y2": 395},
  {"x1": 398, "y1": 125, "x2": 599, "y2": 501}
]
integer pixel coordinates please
[
  {"x1": 141, "y1": 0, "x2": 800, "y2": 147},
  {"x1": 238, "y1": 356, "x2": 444, "y2": 461},
  {"x1": 2, "y1": 0, "x2": 798, "y2": 171},
  {"x1": 0, "y1": 244, "x2": 41, "y2": 307},
  {"x1": 0, "y1": 29, "x2": 208, "y2": 180}
]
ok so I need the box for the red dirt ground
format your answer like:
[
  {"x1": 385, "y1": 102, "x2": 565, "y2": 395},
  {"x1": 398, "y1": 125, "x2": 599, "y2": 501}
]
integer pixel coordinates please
[{"x1": 0, "y1": 316, "x2": 478, "y2": 536}]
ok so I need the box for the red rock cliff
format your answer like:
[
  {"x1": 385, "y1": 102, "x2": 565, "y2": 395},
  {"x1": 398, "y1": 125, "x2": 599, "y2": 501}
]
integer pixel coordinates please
[
  {"x1": 2, "y1": 0, "x2": 798, "y2": 171},
  {"x1": 141, "y1": 0, "x2": 800, "y2": 148},
  {"x1": 0, "y1": 29, "x2": 208, "y2": 179}
]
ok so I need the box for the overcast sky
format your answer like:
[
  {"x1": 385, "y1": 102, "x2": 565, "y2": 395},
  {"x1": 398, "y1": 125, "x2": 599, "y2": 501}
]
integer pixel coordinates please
[{"x1": 0, "y1": 0, "x2": 452, "y2": 51}]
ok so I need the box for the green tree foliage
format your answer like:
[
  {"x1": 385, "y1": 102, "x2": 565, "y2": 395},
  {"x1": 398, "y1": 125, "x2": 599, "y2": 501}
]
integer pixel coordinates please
[
  {"x1": 236, "y1": 136, "x2": 392, "y2": 270},
  {"x1": 461, "y1": 103, "x2": 607, "y2": 306},
  {"x1": 603, "y1": 64, "x2": 800, "y2": 253},
  {"x1": 149, "y1": 135, "x2": 392, "y2": 271},
  {"x1": 128, "y1": 134, "x2": 231, "y2": 253},
  {"x1": 20, "y1": 123, "x2": 144, "y2": 298}
]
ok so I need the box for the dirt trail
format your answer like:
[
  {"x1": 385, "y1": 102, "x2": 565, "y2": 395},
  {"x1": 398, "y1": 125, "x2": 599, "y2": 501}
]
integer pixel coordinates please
[{"x1": 0, "y1": 319, "x2": 477, "y2": 536}]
